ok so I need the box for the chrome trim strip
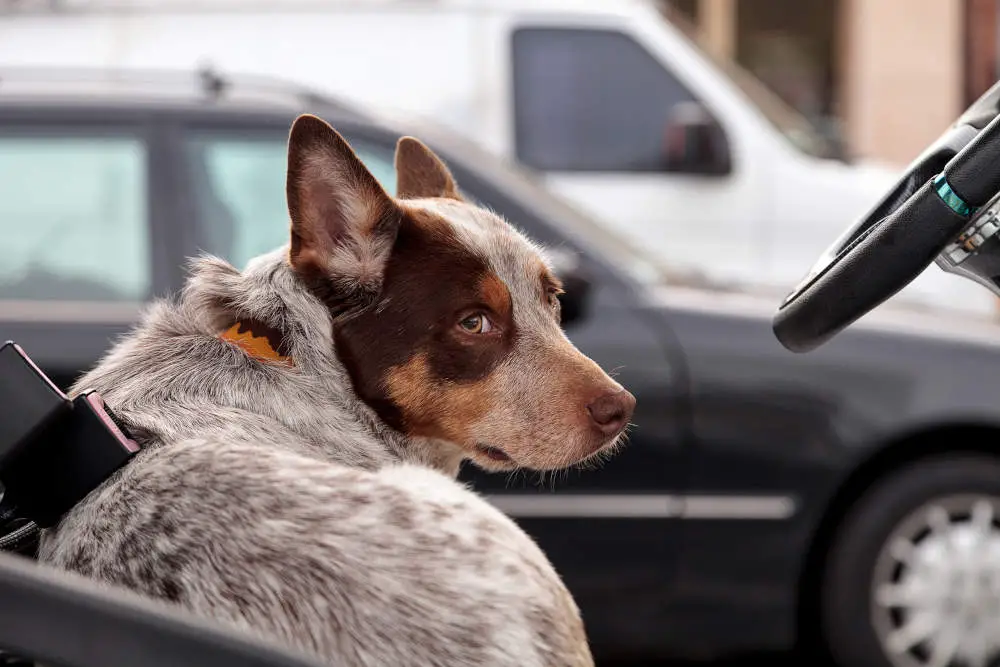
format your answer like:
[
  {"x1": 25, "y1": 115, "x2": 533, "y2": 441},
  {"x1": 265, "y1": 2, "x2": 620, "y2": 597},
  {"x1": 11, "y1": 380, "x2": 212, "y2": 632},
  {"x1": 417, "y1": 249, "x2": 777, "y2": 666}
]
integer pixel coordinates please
[
  {"x1": 679, "y1": 495, "x2": 796, "y2": 520},
  {"x1": 485, "y1": 493, "x2": 797, "y2": 520},
  {"x1": 486, "y1": 494, "x2": 680, "y2": 519}
]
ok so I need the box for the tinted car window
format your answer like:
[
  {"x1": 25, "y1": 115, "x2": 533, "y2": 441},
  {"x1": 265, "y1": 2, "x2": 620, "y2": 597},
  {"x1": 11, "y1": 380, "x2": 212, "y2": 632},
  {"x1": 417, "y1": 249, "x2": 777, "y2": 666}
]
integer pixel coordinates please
[
  {"x1": 183, "y1": 131, "x2": 396, "y2": 269},
  {"x1": 511, "y1": 27, "x2": 699, "y2": 172},
  {"x1": 182, "y1": 126, "x2": 646, "y2": 291},
  {"x1": 0, "y1": 134, "x2": 149, "y2": 301}
]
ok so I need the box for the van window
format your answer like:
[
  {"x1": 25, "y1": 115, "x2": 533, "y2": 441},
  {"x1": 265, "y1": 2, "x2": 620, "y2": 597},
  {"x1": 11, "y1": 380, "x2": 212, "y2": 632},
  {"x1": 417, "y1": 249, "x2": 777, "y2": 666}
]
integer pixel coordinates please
[
  {"x1": 0, "y1": 134, "x2": 150, "y2": 301},
  {"x1": 183, "y1": 130, "x2": 397, "y2": 270},
  {"x1": 511, "y1": 27, "x2": 704, "y2": 172}
]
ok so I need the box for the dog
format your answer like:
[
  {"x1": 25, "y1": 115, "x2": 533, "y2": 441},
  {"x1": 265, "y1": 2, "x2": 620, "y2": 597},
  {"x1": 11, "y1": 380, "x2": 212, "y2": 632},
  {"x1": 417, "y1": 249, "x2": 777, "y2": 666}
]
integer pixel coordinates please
[{"x1": 37, "y1": 114, "x2": 636, "y2": 667}]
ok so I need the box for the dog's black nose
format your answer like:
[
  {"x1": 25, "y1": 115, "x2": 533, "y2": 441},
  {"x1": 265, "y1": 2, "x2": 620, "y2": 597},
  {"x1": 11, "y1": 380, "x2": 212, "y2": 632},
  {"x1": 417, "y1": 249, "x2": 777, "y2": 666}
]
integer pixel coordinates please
[{"x1": 587, "y1": 390, "x2": 635, "y2": 436}]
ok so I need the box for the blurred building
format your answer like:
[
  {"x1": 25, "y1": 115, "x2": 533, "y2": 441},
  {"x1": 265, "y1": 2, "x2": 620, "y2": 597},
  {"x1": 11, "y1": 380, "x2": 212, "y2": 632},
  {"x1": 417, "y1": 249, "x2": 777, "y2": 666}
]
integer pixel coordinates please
[{"x1": 663, "y1": 0, "x2": 1000, "y2": 167}]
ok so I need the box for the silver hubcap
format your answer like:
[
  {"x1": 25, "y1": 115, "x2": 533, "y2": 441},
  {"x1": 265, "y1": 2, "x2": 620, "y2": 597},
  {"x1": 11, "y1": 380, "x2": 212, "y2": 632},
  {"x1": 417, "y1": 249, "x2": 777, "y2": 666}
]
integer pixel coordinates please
[{"x1": 871, "y1": 494, "x2": 1000, "y2": 667}]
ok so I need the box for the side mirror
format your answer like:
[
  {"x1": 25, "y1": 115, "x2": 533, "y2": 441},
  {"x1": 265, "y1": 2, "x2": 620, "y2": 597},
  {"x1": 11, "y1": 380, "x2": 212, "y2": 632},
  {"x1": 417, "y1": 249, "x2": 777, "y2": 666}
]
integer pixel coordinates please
[
  {"x1": 662, "y1": 101, "x2": 732, "y2": 176},
  {"x1": 546, "y1": 248, "x2": 592, "y2": 329}
]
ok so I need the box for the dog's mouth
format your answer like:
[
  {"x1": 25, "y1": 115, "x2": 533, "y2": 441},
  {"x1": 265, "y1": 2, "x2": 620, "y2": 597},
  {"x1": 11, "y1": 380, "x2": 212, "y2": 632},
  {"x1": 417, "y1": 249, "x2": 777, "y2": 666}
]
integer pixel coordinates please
[{"x1": 475, "y1": 443, "x2": 513, "y2": 463}]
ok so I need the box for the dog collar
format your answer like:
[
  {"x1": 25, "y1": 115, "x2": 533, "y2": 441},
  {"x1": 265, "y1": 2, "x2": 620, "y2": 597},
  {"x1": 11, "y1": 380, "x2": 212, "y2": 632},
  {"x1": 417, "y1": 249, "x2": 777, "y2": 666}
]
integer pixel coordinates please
[{"x1": 219, "y1": 320, "x2": 294, "y2": 367}]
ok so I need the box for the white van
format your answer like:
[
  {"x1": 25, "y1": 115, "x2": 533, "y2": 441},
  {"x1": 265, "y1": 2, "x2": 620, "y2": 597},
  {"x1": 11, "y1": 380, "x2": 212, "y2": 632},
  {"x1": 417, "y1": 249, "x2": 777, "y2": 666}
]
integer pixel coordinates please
[{"x1": 0, "y1": 0, "x2": 992, "y2": 313}]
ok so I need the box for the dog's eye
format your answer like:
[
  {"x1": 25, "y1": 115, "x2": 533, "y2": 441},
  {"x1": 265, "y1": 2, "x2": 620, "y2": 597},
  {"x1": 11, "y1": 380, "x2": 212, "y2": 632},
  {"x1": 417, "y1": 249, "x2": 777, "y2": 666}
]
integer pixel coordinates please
[
  {"x1": 546, "y1": 287, "x2": 563, "y2": 308},
  {"x1": 459, "y1": 313, "x2": 493, "y2": 334}
]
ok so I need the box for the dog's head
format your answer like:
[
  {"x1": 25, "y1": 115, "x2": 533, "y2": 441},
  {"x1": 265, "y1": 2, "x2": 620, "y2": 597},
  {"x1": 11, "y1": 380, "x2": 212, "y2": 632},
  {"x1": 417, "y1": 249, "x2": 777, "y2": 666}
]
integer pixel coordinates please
[{"x1": 286, "y1": 114, "x2": 634, "y2": 472}]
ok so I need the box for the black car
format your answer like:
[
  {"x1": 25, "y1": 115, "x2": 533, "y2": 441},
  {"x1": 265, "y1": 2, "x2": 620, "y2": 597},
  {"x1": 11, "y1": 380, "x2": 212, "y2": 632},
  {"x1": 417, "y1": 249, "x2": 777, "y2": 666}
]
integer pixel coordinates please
[{"x1": 3, "y1": 68, "x2": 1000, "y2": 667}]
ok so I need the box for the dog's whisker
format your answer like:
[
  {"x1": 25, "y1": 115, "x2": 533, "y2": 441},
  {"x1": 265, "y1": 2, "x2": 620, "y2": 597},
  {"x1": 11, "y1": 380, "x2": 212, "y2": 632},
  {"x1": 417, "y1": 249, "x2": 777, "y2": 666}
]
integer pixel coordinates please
[
  {"x1": 504, "y1": 466, "x2": 529, "y2": 489},
  {"x1": 605, "y1": 365, "x2": 627, "y2": 379}
]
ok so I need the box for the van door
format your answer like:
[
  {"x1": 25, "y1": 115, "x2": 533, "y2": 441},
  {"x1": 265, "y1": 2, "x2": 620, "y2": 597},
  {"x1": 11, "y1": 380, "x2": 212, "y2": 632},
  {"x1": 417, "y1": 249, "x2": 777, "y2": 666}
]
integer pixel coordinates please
[{"x1": 492, "y1": 16, "x2": 770, "y2": 285}]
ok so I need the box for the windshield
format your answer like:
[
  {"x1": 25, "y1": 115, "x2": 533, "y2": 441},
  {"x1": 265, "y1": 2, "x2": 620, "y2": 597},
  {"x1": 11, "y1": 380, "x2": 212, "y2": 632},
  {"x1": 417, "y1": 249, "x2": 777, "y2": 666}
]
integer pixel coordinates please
[
  {"x1": 719, "y1": 56, "x2": 845, "y2": 161},
  {"x1": 659, "y1": 7, "x2": 845, "y2": 161}
]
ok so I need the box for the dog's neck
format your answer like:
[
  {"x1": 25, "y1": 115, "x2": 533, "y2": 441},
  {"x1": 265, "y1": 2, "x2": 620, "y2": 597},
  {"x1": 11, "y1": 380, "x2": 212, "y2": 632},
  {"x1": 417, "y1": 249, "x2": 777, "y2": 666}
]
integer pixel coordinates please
[{"x1": 72, "y1": 249, "x2": 468, "y2": 478}]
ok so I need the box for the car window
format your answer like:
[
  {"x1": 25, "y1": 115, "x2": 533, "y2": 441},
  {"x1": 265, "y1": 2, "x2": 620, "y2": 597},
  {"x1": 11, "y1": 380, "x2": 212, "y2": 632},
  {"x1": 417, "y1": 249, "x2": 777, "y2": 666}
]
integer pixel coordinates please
[
  {"x1": 511, "y1": 27, "x2": 702, "y2": 172},
  {"x1": 0, "y1": 134, "x2": 150, "y2": 301},
  {"x1": 182, "y1": 127, "x2": 648, "y2": 289},
  {"x1": 183, "y1": 131, "x2": 396, "y2": 270}
]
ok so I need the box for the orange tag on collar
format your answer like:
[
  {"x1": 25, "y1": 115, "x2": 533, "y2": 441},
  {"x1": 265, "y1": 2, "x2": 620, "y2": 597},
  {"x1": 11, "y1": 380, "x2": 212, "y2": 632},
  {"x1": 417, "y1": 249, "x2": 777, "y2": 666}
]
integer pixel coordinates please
[{"x1": 219, "y1": 321, "x2": 294, "y2": 368}]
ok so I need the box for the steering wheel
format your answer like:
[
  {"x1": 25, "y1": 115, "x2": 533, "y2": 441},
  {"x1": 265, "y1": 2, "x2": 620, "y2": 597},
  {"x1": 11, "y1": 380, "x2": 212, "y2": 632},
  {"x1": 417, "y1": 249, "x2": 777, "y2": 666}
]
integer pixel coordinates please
[{"x1": 773, "y1": 79, "x2": 1000, "y2": 352}]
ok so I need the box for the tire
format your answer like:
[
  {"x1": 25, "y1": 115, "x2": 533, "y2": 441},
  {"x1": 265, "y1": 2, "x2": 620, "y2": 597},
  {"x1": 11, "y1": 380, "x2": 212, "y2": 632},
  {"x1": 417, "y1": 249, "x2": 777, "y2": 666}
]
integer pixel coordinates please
[{"x1": 820, "y1": 453, "x2": 1000, "y2": 667}]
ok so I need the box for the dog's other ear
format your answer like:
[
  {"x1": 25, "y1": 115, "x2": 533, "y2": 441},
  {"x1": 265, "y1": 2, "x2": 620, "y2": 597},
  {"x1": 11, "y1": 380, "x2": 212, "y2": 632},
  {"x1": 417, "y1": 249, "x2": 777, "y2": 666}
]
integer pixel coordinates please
[
  {"x1": 286, "y1": 114, "x2": 401, "y2": 295},
  {"x1": 395, "y1": 136, "x2": 463, "y2": 201}
]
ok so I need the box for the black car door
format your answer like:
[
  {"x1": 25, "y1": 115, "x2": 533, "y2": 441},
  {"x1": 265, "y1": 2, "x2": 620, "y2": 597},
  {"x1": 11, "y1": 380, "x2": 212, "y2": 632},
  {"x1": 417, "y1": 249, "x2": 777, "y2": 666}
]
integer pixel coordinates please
[
  {"x1": 168, "y1": 114, "x2": 691, "y2": 655},
  {"x1": 0, "y1": 107, "x2": 179, "y2": 390}
]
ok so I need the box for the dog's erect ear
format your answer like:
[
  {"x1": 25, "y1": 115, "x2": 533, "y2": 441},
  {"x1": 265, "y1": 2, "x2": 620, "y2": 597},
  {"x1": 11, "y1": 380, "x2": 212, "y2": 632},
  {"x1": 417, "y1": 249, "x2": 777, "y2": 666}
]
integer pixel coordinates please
[
  {"x1": 286, "y1": 114, "x2": 401, "y2": 294},
  {"x1": 395, "y1": 136, "x2": 463, "y2": 201}
]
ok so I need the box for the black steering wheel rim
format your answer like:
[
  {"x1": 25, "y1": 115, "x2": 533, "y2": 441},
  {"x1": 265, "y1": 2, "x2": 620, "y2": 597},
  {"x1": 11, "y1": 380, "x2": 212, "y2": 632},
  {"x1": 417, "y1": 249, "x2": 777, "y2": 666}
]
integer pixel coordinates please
[{"x1": 772, "y1": 79, "x2": 1000, "y2": 353}]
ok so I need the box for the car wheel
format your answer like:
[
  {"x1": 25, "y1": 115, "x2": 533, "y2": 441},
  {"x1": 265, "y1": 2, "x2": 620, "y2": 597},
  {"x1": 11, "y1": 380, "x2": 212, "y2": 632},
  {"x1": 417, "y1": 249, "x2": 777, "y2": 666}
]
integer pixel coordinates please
[{"x1": 820, "y1": 454, "x2": 1000, "y2": 667}]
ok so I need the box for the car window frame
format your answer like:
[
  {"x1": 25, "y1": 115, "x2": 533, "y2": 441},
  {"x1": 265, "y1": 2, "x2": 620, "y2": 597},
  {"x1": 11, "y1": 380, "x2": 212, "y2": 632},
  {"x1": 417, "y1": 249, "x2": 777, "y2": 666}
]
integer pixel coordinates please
[{"x1": 0, "y1": 107, "x2": 178, "y2": 325}]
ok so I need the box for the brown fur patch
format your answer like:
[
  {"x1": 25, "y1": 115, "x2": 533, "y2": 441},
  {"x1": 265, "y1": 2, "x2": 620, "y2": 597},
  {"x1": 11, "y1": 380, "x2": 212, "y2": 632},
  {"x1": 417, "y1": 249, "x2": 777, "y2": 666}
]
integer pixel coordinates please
[
  {"x1": 546, "y1": 341, "x2": 617, "y2": 404},
  {"x1": 479, "y1": 273, "x2": 512, "y2": 319},
  {"x1": 395, "y1": 137, "x2": 463, "y2": 201}
]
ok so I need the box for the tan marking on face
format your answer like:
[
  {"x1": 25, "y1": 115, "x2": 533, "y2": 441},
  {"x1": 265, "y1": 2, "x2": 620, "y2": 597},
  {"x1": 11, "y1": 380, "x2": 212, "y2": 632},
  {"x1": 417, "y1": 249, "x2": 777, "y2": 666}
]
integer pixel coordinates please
[
  {"x1": 384, "y1": 353, "x2": 497, "y2": 449},
  {"x1": 479, "y1": 273, "x2": 512, "y2": 319}
]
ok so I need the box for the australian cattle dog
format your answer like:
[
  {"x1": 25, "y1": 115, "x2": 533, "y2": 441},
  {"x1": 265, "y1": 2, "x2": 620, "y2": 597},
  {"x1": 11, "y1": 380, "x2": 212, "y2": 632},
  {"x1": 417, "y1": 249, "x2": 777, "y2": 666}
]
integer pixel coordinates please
[{"x1": 38, "y1": 114, "x2": 635, "y2": 667}]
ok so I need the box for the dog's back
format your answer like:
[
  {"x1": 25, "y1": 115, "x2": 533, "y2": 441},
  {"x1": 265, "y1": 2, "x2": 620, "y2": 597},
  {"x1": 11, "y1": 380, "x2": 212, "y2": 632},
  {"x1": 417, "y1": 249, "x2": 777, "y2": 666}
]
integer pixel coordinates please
[{"x1": 42, "y1": 438, "x2": 590, "y2": 666}]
